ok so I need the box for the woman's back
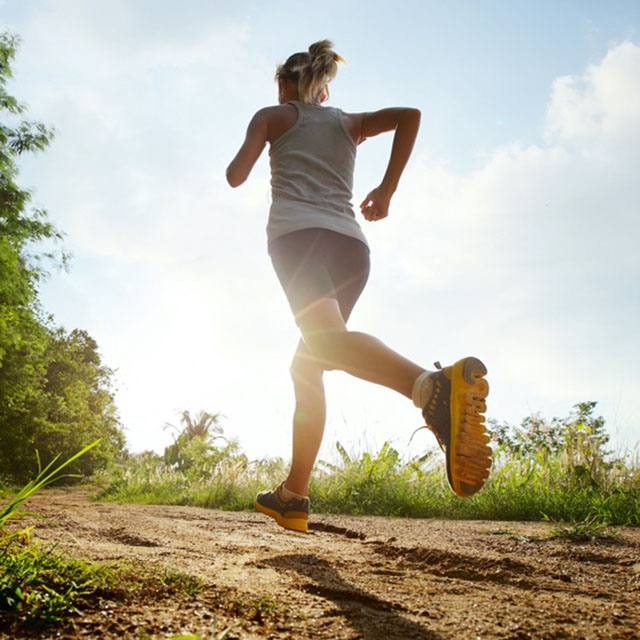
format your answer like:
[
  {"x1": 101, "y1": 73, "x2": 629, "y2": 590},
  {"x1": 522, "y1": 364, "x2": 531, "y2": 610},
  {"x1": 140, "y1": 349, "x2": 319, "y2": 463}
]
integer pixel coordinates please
[{"x1": 267, "y1": 100, "x2": 369, "y2": 250}]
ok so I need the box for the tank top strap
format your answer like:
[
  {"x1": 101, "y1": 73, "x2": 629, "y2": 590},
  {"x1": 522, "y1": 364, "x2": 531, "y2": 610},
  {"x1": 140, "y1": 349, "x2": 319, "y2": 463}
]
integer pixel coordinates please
[{"x1": 286, "y1": 100, "x2": 304, "y2": 125}]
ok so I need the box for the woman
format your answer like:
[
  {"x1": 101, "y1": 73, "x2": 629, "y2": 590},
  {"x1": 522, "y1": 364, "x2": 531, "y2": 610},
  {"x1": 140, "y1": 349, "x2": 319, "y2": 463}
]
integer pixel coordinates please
[{"x1": 226, "y1": 39, "x2": 491, "y2": 533}]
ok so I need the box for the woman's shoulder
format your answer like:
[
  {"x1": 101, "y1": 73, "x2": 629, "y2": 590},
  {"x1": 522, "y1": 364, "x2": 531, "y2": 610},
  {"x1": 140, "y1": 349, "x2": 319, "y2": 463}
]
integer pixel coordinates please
[
  {"x1": 332, "y1": 107, "x2": 365, "y2": 146},
  {"x1": 260, "y1": 104, "x2": 300, "y2": 145}
]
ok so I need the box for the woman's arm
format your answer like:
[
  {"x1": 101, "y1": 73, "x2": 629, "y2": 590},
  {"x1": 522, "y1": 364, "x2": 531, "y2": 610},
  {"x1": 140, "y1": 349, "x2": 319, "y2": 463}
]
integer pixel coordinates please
[
  {"x1": 226, "y1": 109, "x2": 269, "y2": 188},
  {"x1": 354, "y1": 107, "x2": 421, "y2": 221},
  {"x1": 372, "y1": 108, "x2": 421, "y2": 196}
]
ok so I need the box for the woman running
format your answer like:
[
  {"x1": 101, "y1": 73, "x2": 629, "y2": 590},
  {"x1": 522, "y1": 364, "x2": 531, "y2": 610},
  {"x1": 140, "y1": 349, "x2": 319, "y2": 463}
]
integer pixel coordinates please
[{"x1": 226, "y1": 39, "x2": 492, "y2": 533}]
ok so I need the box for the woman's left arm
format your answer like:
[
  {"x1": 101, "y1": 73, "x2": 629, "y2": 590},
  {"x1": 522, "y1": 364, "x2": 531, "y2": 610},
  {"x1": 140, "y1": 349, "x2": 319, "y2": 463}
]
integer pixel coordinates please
[{"x1": 226, "y1": 109, "x2": 269, "y2": 187}]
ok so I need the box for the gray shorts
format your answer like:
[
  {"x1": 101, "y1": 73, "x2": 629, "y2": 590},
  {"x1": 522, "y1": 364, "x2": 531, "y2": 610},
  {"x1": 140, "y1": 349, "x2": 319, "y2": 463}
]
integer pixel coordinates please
[{"x1": 268, "y1": 227, "x2": 370, "y2": 325}]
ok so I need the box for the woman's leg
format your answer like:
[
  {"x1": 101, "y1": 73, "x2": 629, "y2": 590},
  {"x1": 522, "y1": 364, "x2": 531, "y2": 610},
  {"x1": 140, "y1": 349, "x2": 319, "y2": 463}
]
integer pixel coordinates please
[
  {"x1": 284, "y1": 305, "x2": 425, "y2": 496},
  {"x1": 270, "y1": 229, "x2": 427, "y2": 498},
  {"x1": 282, "y1": 298, "x2": 425, "y2": 497},
  {"x1": 290, "y1": 299, "x2": 493, "y2": 500},
  {"x1": 258, "y1": 230, "x2": 490, "y2": 518},
  {"x1": 285, "y1": 338, "x2": 326, "y2": 496},
  {"x1": 295, "y1": 297, "x2": 426, "y2": 399}
]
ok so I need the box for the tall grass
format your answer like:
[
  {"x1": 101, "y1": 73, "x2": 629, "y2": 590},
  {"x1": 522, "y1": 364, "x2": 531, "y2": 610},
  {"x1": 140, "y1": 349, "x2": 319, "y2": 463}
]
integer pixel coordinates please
[
  {"x1": 99, "y1": 451, "x2": 288, "y2": 510},
  {"x1": 310, "y1": 442, "x2": 639, "y2": 524},
  {"x1": 1, "y1": 440, "x2": 101, "y2": 530},
  {"x1": 0, "y1": 440, "x2": 105, "y2": 625},
  {"x1": 99, "y1": 403, "x2": 639, "y2": 526}
]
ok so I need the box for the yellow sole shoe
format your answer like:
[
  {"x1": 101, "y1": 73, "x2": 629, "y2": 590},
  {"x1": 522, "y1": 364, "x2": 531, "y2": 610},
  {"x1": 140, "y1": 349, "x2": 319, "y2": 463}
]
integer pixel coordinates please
[
  {"x1": 422, "y1": 357, "x2": 492, "y2": 497},
  {"x1": 254, "y1": 483, "x2": 309, "y2": 533}
]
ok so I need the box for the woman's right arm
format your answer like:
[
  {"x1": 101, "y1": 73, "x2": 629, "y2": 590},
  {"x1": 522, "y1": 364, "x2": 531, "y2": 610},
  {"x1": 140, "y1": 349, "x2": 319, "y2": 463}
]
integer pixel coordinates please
[{"x1": 355, "y1": 107, "x2": 421, "y2": 221}]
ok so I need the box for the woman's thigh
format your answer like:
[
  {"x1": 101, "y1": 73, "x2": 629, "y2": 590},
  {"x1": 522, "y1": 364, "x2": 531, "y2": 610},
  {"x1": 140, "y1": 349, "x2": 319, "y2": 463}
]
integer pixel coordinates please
[
  {"x1": 268, "y1": 227, "x2": 370, "y2": 327},
  {"x1": 268, "y1": 228, "x2": 335, "y2": 326},
  {"x1": 323, "y1": 230, "x2": 370, "y2": 323}
]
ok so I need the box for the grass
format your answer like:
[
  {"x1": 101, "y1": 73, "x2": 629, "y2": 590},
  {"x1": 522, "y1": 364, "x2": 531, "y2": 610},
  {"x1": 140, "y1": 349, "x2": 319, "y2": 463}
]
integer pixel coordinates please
[
  {"x1": 0, "y1": 440, "x2": 205, "y2": 631},
  {"x1": 0, "y1": 530, "x2": 110, "y2": 624},
  {"x1": 315, "y1": 444, "x2": 639, "y2": 524},
  {"x1": 98, "y1": 454, "x2": 288, "y2": 511},
  {"x1": 88, "y1": 558, "x2": 204, "y2": 600},
  {"x1": 0, "y1": 440, "x2": 105, "y2": 625},
  {"x1": 0, "y1": 442, "x2": 289, "y2": 635},
  {"x1": 1, "y1": 440, "x2": 102, "y2": 530},
  {"x1": 547, "y1": 514, "x2": 620, "y2": 543},
  {"x1": 0, "y1": 534, "x2": 205, "y2": 629},
  {"x1": 98, "y1": 436, "x2": 640, "y2": 527},
  {"x1": 227, "y1": 594, "x2": 281, "y2": 624},
  {"x1": 166, "y1": 632, "x2": 239, "y2": 640}
]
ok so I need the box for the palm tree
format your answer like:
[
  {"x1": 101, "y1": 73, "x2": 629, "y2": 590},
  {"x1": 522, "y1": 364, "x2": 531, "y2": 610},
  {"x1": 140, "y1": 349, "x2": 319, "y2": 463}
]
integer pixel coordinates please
[
  {"x1": 181, "y1": 410, "x2": 225, "y2": 440},
  {"x1": 164, "y1": 410, "x2": 226, "y2": 442},
  {"x1": 162, "y1": 410, "x2": 227, "y2": 469}
]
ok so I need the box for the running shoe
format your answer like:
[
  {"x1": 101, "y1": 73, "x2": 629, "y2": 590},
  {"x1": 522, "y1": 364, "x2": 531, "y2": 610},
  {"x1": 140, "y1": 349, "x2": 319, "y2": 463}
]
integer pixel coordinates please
[
  {"x1": 421, "y1": 357, "x2": 492, "y2": 497},
  {"x1": 255, "y1": 482, "x2": 310, "y2": 533}
]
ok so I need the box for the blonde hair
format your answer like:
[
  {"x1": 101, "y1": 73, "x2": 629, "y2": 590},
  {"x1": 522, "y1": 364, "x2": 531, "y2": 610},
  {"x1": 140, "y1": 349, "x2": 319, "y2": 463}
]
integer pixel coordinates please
[{"x1": 275, "y1": 39, "x2": 346, "y2": 104}]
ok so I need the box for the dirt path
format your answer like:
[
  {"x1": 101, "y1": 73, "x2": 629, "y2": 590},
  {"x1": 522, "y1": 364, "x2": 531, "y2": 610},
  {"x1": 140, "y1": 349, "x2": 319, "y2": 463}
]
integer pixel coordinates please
[{"x1": 6, "y1": 488, "x2": 640, "y2": 639}]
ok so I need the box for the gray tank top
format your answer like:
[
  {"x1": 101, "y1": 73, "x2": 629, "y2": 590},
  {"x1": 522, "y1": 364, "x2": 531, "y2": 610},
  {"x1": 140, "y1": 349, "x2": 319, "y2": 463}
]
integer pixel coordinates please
[{"x1": 267, "y1": 100, "x2": 369, "y2": 250}]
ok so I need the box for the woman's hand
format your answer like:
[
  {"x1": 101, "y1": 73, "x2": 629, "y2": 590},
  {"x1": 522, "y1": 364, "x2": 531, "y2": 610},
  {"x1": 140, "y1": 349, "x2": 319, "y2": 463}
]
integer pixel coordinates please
[{"x1": 360, "y1": 185, "x2": 393, "y2": 221}]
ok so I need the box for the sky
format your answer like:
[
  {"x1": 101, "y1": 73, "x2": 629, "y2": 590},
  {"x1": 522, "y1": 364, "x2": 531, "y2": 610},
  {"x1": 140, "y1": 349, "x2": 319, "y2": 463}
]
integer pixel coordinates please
[{"x1": 3, "y1": 0, "x2": 640, "y2": 462}]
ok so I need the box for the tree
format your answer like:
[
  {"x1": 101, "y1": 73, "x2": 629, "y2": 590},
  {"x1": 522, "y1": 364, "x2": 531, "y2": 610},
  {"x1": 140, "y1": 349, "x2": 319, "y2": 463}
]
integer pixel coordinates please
[
  {"x1": 163, "y1": 410, "x2": 227, "y2": 471},
  {"x1": 0, "y1": 32, "x2": 125, "y2": 482}
]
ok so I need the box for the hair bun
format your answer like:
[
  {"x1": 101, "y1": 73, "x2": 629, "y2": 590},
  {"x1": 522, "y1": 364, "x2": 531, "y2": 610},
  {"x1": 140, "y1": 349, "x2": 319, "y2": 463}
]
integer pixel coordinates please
[{"x1": 308, "y1": 39, "x2": 336, "y2": 61}]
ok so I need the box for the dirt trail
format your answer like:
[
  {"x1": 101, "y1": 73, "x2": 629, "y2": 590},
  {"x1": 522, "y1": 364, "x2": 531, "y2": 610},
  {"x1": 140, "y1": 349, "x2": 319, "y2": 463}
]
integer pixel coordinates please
[{"x1": 6, "y1": 488, "x2": 640, "y2": 639}]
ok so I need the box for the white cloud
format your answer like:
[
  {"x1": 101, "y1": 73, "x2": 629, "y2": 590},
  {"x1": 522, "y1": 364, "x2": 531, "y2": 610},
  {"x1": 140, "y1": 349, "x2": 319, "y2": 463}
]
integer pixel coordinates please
[
  {"x1": 364, "y1": 41, "x2": 640, "y2": 446},
  {"x1": 546, "y1": 41, "x2": 640, "y2": 143}
]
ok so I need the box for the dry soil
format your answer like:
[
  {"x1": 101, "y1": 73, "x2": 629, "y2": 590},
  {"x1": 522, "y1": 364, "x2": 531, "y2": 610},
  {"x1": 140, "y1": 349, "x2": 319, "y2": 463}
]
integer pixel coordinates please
[{"x1": 3, "y1": 488, "x2": 639, "y2": 639}]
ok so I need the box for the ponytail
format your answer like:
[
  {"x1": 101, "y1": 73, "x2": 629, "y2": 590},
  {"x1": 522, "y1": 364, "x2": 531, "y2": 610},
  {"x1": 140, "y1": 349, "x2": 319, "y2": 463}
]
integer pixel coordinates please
[{"x1": 275, "y1": 39, "x2": 346, "y2": 104}]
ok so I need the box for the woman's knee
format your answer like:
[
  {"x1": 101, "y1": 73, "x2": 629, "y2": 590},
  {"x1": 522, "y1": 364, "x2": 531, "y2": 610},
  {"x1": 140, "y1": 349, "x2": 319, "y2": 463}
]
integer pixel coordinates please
[
  {"x1": 290, "y1": 339, "x2": 326, "y2": 380},
  {"x1": 290, "y1": 354, "x2": 326, "y2": 406},
  {"x1": 290, "y1": 354, "x2": 324, "y2": 380},
  {"x1": 295, "y1": 297, "x2": 349, "y2": 370},
  {"x1": 302, "y1": 329, "x2": 349, "y2": 369}
]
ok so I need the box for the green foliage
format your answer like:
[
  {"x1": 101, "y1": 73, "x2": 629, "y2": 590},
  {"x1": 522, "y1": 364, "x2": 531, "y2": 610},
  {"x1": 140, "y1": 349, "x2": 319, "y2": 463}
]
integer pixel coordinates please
[
  {"x1": 0, "y1": 532, "x2": 109, "y2": 625},
  {"x1": 101, "y1": 402, "x2": 639, "y2": 526},
  {"x1": 0, "y1": 32, "x2": 63, "y2": 289},
  {"x1": 547, "y1": 514, "x2": 619, "y2": 543},
  {"x1": 36, "y1": 329, "x2": 125, "y2": 478},
  {"x1": 0, "y1": 441, "x2": 106, "y2": 625},
  {"x1": 163, "y1": 410, "x2": 227, "y2": 471},
  {"x1": 492, "y1": 400, "x2": 610, "y2": 459},
  {"x1": 1, "y1": 439, "x2": 101, "y2": 530},
  {"x1": 0, "y1": 443, "x2": 206, "y2": 630},
  {"x1": 0, "y1": 324, "x2": 125, "y2": 483},
  {"x1": 99, "y1": 415, "x2": 287, "y2": 510},
  {"x1": 0, "y1": 31, "x2": 125, "y2": 482}
]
